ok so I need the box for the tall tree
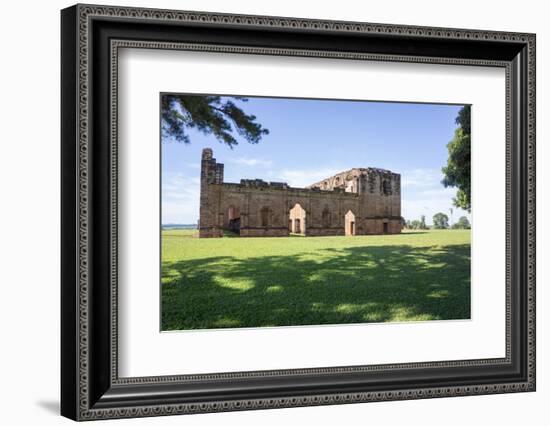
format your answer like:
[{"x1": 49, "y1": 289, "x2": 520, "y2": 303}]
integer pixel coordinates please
[
  {"x1": 161, "y1": 95, "x2": 269, "y2": 148},
  {"x1": 433, "y1": 212, "x2": 450, "y2": 229},
  {"x1": 442, "y1": 105, "x2": 471, "y2": 211}
]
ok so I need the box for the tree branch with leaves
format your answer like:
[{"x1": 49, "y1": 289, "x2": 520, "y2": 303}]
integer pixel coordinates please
[
  {"x1": 442, "y1": 105, "x2": 471, "y2": 212},
  {"x1": 161, "y1": 95, "x2": 269, "y2": 148}
]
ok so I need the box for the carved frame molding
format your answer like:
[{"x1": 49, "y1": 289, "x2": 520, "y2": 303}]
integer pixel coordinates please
[{"x1": 61, "y1": 4, "x2": 536, "y2": 421}]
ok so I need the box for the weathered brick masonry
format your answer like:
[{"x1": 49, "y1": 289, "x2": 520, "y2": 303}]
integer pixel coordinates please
[{"x1": 199, "y1": 148, "x2": 401, "y2": 237}]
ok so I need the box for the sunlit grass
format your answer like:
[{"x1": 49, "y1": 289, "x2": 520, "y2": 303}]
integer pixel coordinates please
[{"x1": 161, "y1": 229, "x2": 471, "y2": 330}]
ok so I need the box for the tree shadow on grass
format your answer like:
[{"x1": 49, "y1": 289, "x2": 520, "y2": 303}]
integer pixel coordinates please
[{"x1": 161, "y1": 244, "x2": 471, "y2": 330}]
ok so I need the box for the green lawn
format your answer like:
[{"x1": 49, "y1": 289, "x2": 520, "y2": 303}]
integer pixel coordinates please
[{"x1": 161, "y1": 229, "x2": 471, "y2": 330}]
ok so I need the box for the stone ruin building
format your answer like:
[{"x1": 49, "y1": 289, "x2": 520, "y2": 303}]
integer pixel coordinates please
[{"x1": 199, "y1": 148, "x2": 402, "y2": 238}]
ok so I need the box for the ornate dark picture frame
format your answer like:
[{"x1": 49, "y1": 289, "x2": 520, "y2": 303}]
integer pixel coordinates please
[{"x1": 61, "y1": 4, "x2": 536, "y2": 421}]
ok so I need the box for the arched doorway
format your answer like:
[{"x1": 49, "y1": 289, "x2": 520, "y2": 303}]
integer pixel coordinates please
[
  {"x1": 226, "y1": 206, "x2": 240, "y2": 234},
  {"x1": 289, "y1": 203, "x2": 306, "y2": 235},
  {"x1": 345, "y1": 210, "x2": 356, "y2": 236}
]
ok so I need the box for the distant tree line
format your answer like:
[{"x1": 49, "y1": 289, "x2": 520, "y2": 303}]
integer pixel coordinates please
[
  {"x1": 452, "y1": 216, "x2": 471, "y2": 229},
  {"x1": 403, "y1": 214, "x2": 470, "y2": 230},
  {"x1": 404, "y1": 215, "x2": 428, "y2": 230}
]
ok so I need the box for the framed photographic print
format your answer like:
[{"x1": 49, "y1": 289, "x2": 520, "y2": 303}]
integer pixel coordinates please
[{"x1": 61, "y1": 4, "x2": 536, "y2": 421}]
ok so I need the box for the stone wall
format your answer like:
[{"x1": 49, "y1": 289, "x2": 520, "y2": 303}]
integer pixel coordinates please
[{"x1": 198, "y1": 148, "x2": 401, "y2": 238}]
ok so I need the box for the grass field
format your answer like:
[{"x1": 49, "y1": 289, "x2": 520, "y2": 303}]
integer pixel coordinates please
[{"x1": 161, "y1": 229, "x2": 471, "y2": 331}]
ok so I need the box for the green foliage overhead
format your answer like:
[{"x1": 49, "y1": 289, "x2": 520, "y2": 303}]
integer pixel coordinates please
[
  {"x1": 442, "y1": 105, "x2": 471, "y2": 212},
  {"x1": 161, "y1": 95, "x2": 269, "y2": 148},
  {"x1": 433, "y1": 212, "x2": 450, "y2": 229}
]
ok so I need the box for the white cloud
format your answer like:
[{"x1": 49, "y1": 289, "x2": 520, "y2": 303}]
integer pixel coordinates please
[
  {"x1": 162, "y1": 173, "x2": 200, "y2": 224},
  {"x1": 400, "y1": 168, "x2": 471, "y2": 225},
  {"x1": 269, "y1": 167, "x2": 342, "y2": 188},
  {"x1": 228, "y1": 157, "x2": 273, "y2": 167},
  {"x1": 402, "y1": 186, "x2": 470, "y2": 225},
  {"x1": 401, "y1": 168, "x2": 443, "y2": 188}
]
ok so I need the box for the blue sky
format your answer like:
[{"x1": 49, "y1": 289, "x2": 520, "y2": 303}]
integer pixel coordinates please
[{"x1": 161, "y1": 96, "x2": 470, "y2": 226}]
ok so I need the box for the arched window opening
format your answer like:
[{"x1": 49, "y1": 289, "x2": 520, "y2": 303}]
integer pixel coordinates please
[
  {"x1": 382, "y1": 180, "x2": 392, "y2": 195},
  {"x1": 260, "y1": 207, "x2": 270, "y2": 228},
  {"x1": 322, "y1": 207, "x2": 331, "y2": 228}
]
